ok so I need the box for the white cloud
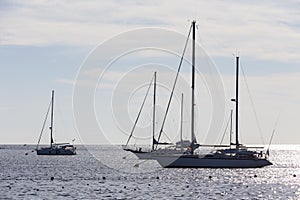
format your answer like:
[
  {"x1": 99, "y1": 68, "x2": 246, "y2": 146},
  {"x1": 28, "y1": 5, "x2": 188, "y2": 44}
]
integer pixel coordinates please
[
  {"x1": 56, "y1": 77, "x2": 115, "y2": 89},
  {"x1": 1, "y1": 0, "x2": 300, "y2": 62}
]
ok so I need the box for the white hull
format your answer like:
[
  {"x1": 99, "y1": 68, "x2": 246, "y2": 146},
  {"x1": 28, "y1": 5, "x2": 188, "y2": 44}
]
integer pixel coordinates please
[
  {"x1": 154, "y1": 154, "x2": 272, "y2": 168},
  {"x1": 133, "y1": 152, "x2": 153, "y2": 159},
  {"x1": 37, "y1": 147, "x2": 76, "y2": 155},
  {"x1": 134, "y1": 150, "x2": 183, "y2": 160},
  {"x1": 125, "y1": 148, "x2": 183, "y2": 160}
]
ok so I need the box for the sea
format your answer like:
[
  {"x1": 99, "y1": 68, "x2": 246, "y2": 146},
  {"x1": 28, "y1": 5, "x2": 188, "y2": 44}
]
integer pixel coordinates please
[{"x1": 1, "y1": 144, "x2": 299, "y2": 199}]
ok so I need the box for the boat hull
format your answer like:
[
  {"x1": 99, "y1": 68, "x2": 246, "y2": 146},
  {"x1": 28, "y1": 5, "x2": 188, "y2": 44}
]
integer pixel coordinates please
[
  {"x1": 36, "y1": 147, "x2": 76, "y2": 155},
  {"x1": 133, "y1": 152, "x2": 153, "y2": 159},
  {"x1": 124, "y1": 148, "x2": 183, "y2": 160},
  {"x1": 123, "y1": 149, "x2": 153, "y2": 159},
  {"x1": 154, "y1": 155, "x2": 272, "y2": 168}
]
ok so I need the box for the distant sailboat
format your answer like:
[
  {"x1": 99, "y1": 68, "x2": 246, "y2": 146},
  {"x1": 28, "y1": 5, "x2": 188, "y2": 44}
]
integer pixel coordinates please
[
  {"x1": 36, "y1": 90, "x2": 76, "y2": 155},
  {"x1": 154, "y1": 21, "x2": 272, "y2": 168}
]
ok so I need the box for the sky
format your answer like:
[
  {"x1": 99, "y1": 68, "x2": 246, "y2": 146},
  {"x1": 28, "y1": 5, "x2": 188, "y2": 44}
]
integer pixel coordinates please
[{"x1": 0, "y1": 0, "x2": 300, "y2": 145}]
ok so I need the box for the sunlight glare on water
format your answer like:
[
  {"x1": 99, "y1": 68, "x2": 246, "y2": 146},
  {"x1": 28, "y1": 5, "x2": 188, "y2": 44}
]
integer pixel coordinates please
[{"x1": 0, "y1": 145, "x2": 299, "y2": 199}]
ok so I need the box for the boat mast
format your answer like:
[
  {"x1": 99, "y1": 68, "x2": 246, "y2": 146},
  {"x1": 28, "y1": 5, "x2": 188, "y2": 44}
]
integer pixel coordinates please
[
  {"x1": 235, "y1": 56, "x2": 240, "y2": 149},
  {"x1": 230, "y1": 109, "x2": 233, "y2": 151},
  {"x1": 180, "y1": 93, "x2": 184, "y2": 152},
  {"x1": 152, "y1": 72, "x2": 157, "y2": 151},
  {"x1": 50, "y1": 90, "x2": 54, "y2": 148},
  {"x1": 124, "y1": 75, "x2": 154, "y2": 148},
  {"x1": 191, "y1": 20, "x2": 196, "y2": 145}
]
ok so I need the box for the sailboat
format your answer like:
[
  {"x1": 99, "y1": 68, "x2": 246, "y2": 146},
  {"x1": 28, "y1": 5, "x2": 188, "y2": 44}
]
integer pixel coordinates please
[
  {"x1": 154, "y1": 20, "x2": 272, "y2": 168},
  {"x1": 123, "y1": 72, "x2": 184, "y2": 159},
  {"x1": 36, "y1": 90, "x2": 76, "y2": 155}
]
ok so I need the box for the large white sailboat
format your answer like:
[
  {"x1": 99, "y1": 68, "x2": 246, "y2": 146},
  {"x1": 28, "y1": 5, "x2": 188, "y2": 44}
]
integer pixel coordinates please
[
  {"x1": 154, "y1": 21, "x2": 272, "y2": 168},
  {"x1": 36, "y1": 90, "x2": 76, "y2": 155}
]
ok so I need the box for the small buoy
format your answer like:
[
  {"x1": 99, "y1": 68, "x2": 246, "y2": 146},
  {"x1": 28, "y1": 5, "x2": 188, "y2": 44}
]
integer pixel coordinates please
[
  {"x1": 122, "y1": 156, "x2": 126, "y2": 159},
  {"x1": 62, "y1": 186, "x2": 64, "y2": 189},
  {"x1": 124, "y1": 186, "x2": 126, "y2": 189},
  {"x1": 134, "y1": 164, "x2": 139, "y2": 167},
  {"x1": 133, "y1": 188, "x2": 136, "y2": 191},
  {"x1": 186, "y1": 185, "x2": 189, "y2": 188},
  {"x1": 156, "y1": 176, "x2": 159, "y2": 179},
  {"x1": 293, "y1": 174, "x2": 296, "y2": 177},
  {"x1": 50, "y1": 177, "x2": 54, "y2": 181},
  {"x1": 230, "y1": 188, "x2": 232, "y2": 191},
  {"x1": 254, "y1": 174, "x2": 257, "y2": 178},
  {"x1": 102, "y1": 176, "x2": 106, "y2": 180},
  {"x1": 148, "y1": 184, "x2": 151, "y2": 186},
  {"x1": 209, "y1": 176, "x2": 212, "y2": 179},
  {"x1": 87, "y1": 183, "x2": 89, "y2": 186},
  {"x1": 36, "y1": 189, "x2": 39, "y2": 191},
  {"x1": 25, "y1": 153, "x2": 28, "y2": 155},
  {"x1": 8, "y1": 186, "x2": 11, "y2": 189},
  {"x1": 32, "y1": 150, "x2": 34, "y2": 152}
]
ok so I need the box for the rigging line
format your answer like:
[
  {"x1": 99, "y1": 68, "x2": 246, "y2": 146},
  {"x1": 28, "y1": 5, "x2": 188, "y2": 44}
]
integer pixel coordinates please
[
  {"x1": 36, "y1": 100, "x2": 52, "y2": 150},
  {"x1": 196, "y1": 26, "x2": 227, "y2": 143},
  {"x1": 240, "y1": 62, "x2": 265, "y2": 145},
  {"x1": 161, "y1": 130, "x2": 174, "y2": 144},
  {"x1": 219, "y1": 113, "x2": 231, "y2": 146},
  {"x1": 156, "y1": 24, "x2": 193, "y2": 149},
  {"x1": 125, "y1": 75, "x2": 155, "y2": 148},
  {"x1": 267, "y1": 112, "x2": 281, "y2": 151}
]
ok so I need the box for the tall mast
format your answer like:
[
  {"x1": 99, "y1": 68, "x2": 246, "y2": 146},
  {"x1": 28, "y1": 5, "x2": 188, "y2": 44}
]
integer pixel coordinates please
[
  {"x1": 152, "y1": 72, "x2": 157, "y2": 151},
  {"x1": 50, "y1": 90, "x2": 54, "y2": 148},
  {"x1": 125, "y1": 75, "x2": 154, "y2": 148},
  {"x1": 235, "y1": 56, "x2": 240, "y2": 149},
  {"x1": 191, "y1": 20, "x2": 196, "y2": 145},
  {"x1": 180, "y1": 93, "x2": 184, "y2": 152},
  {"x1": 230, "y1": 109, "x2": 233, "y2": 149}
]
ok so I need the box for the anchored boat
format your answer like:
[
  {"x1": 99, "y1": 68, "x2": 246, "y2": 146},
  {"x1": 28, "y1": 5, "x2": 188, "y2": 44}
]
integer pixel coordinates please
[
  {"x1": 36, "y1": 90, "x2": 76, "y2": 155},
  {"x1": 154, "y1": 21, "x2": 272, "y2": 168}
]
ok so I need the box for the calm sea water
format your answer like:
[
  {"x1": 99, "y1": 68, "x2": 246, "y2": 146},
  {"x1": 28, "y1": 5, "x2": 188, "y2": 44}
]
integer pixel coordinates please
[{"x1": 1, "y1": 145, "x2": 299, "y2": 199}]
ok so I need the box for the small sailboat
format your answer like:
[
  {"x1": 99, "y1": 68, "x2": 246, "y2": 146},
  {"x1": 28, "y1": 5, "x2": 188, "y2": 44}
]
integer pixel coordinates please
[
  {"x1": 36, "y1": 90, "x2": 76, "y2": 155},
  {"x1": 154, "y1": 20, "x2": 272, "y2": 168}
]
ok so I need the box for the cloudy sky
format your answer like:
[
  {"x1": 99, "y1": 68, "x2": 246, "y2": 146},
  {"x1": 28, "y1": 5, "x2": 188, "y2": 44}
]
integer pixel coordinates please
[{"x1": 0, "y1": 0, "x2": 300, "y2": 145}]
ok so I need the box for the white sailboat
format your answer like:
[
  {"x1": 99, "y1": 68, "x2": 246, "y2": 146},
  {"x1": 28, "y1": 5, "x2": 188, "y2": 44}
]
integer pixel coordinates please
[
  {"x1": 154, "y1": 20, "x2": 272, "y2": 168},
  {"x1": 123, "y1": 72, "x2": 184, "y2": 159},
  {"x1": 36, "y1": 90, "x2": 76, "y2": 155}
]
